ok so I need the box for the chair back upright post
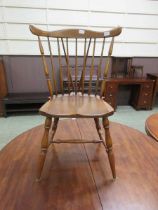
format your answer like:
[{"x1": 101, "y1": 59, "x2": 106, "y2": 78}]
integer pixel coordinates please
[
  {"x1": 100, "y1": 37, "x2": 115, "y2": 97},
  {"x1": 29, "y1": 26, "x2": 122, "y2": 98}
]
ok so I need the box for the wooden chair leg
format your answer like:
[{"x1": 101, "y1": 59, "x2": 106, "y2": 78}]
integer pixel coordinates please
[
  {"x1": 51, "y1": 117, "x2": 59, "y2": 141},
  {"x1": 94, "y1": 117, "x2": 103, "y2": 140},
  {"x1": 36, "y1": 117, "x2": 52, "y2": 182},
  {"x1": 102, "y1": 117, "x2": 116, "y2": 179}
]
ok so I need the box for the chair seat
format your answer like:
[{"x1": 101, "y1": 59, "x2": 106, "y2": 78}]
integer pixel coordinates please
[{"x1": 39, "y1": 94, "x2": 114, "y2": 118}]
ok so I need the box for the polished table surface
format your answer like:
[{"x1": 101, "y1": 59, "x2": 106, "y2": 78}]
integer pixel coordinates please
[
  {"x1": 145, "y1": 113, "x2": 158, "y2": 141},
  {"x1": 1, "y1": 119, "x2": 158, "y2": 210}
]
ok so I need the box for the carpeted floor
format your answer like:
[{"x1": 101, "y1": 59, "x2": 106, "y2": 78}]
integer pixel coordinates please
[{"x1": 0, "y1": 105, "x2": 158, "y2": 150}]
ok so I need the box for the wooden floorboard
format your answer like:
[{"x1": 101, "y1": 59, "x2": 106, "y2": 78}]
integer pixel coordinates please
[{"x1": 1, "y1": 119, "x2": 158, "y2": 210}]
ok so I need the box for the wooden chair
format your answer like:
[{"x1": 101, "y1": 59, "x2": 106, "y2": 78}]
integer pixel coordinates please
[{"x1": 29, "y1": 25, "x2": 122, "y2": 181}]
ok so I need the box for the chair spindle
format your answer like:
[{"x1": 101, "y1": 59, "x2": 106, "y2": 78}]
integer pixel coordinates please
[
  {"x1": 38, "y1": 36, "x2": 53, "y2": 97},
  {"x1": 61, "y1": 38, "x2": 74, "y2": 93},
  {"x1": 47, "y1": 37, "x2": 57, "y2": 95},
  {"x1": 95, "y1": 37, "x2": 105, "y2": 95},
  {"x1": 75, "y1": 38, "x2": 78, "y2": 94},
  {"x1": 66, "y1": 38, "x2": 73, "y2": 94},
  {"x1": 88, "y1": 38, "x2": 96, "y2": 95},
  {"x1": 100, "y1": 37, "x2": 114, "y2": 97},
  {"x1": 80, "y1": 38, "x2": 92, "y2": 94},
  {"x1": 57, "y1": 38, "x2": 64, "y2": 94}
]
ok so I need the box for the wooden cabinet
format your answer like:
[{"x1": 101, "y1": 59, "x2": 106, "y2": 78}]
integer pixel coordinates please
[
  {"x1": 136, "y1": 82, "x2": 154, "y2": 109},
  {"x1": 0, "y1": 60, "x2": 8, "y2": 116},
  {"x1": 104, "y1": 82, "x2": 118, "y2": 108},
  {"x1": 104, "y1": 78, "x2": 154, "y2": 110}
]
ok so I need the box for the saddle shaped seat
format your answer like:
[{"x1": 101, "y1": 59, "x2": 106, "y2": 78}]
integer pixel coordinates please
[{"x1": 40, "y1": 94, "x2": 114, "y2": 118}]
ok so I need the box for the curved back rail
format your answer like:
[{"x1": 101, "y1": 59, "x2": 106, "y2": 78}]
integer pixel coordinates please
[{"x1": 29, "y1": 25, "x2": 122, "y2": 98}]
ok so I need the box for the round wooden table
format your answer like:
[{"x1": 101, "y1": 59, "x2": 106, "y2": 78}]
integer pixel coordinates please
[
  {"x1": 145, "y1": 113, "x2": 158, "y2": 141},
  {"x1": 0, "y1": 119, "x2": 158, "y2": 210}
]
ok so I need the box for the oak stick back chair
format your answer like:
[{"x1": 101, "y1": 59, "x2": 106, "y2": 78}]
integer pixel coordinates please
[{"x1": 29, "y1": 25, "x2": 122, "y2": 181}]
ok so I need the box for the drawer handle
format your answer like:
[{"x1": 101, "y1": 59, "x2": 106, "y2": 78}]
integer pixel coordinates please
[
  {"x1": 144, "y1": 101, "x2": 147, "y2": 104},
  {"x1": 109, "y1": 94, "x2": 113, "y2": 97},
  {"x1": 144, "y1": 93, "x2": 148, "y2": 96}
]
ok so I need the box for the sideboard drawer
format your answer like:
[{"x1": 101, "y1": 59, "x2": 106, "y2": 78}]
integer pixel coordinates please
[
  {"x1": 137, "y1": 82, "x2": 154, "y2": 109},
  {"x1": 106, "y1": 83, "x2": 118, "y2": 93},
  {"x1": 142, "y1": 83, "x2": 153, "y2": 93}
]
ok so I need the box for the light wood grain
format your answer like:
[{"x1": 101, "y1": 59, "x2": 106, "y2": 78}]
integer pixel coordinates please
[
  {"x1": 29, "y1": 25, "x2": 122, "y2": 180},
  {"x1": 29, "y1": 25, "x2": 122, "y2": 38},
  {"x1": 39, "y1": 94, "x2": 114, "y2": 118}
]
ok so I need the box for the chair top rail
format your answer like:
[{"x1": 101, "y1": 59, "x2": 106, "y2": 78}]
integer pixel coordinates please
[{"x1": 29, "y1": 25, "x2": 122, "y2": 38}]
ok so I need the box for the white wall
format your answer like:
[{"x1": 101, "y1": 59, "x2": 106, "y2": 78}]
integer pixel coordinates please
[{"x1": 0, "y1": 0, "x2": 158, "y2": 56}]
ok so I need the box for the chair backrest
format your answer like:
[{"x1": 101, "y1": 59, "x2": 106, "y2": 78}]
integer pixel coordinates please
[{"x1": 29, "y1": 25, "x2": 122, "y2": 98}]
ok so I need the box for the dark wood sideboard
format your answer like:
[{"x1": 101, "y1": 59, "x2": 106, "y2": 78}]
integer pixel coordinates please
[{"x1": 104, "y1": 78, "x2": 154, "y2": 110}]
